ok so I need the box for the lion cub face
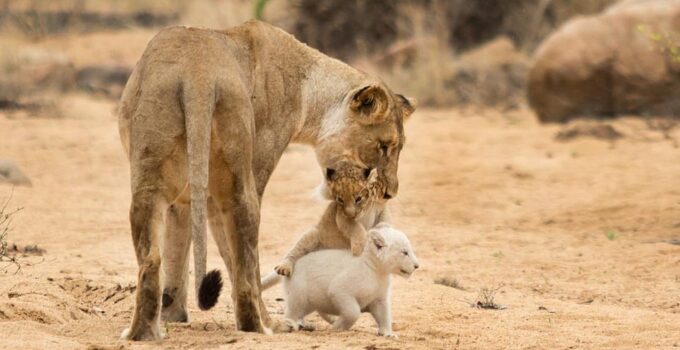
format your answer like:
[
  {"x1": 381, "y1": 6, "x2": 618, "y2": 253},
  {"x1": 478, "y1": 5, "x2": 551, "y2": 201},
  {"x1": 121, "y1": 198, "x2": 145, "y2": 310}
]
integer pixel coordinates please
[
  {"x1": 324, "y1": 161, "x2": 381, "y2": 219},
  {"x1": 368, "y1": 224, "x2": 419, "y2": 278}
]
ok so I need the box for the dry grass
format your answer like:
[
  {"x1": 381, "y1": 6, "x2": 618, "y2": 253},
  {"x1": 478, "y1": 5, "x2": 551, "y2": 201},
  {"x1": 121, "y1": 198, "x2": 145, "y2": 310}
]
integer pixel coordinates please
[
  {"x1": 472, "y1": 284, "x2": 506, "y2": 310},
  {"x1": 434, "y1": 277, "x2": 465, "y2": 290},
  {"x1": 0, "y1": 188, "x2": 22, "y2": 273}
]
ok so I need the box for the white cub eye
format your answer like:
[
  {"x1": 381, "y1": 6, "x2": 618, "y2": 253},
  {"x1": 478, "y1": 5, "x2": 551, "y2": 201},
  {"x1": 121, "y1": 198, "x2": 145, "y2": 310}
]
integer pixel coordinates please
[{"x1": 402, "y1": 251, "x2": 408, "y2": 256}]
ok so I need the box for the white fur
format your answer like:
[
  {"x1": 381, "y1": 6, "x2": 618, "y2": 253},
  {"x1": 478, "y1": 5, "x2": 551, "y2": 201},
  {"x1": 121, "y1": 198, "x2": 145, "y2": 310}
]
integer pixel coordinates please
[{"x1": 282, "y1": 224, "x2": 418, "y2": 337}]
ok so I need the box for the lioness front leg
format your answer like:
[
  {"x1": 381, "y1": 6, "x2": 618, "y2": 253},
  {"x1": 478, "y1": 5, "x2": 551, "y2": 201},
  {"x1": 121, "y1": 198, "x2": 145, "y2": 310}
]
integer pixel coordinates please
[{"x1": 336, "y1": 213, "x2": 367, "y2": 256}]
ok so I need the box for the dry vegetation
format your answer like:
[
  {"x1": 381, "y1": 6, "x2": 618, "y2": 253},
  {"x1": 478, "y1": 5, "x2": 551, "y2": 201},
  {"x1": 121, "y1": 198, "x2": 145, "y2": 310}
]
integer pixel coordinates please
[{"x1": 0, "y1": 189, "x2": 21, "y2": 273}]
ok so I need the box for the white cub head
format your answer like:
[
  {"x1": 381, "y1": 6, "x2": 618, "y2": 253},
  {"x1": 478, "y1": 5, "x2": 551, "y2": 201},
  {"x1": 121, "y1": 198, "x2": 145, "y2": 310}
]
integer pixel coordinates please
[{"x1": 367, "y1": 223, "x2": 419, "y2": 278}]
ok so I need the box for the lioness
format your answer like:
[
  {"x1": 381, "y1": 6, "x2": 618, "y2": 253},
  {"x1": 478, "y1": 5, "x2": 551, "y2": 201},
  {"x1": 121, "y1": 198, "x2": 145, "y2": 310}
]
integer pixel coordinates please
[{"x1": 118, "y1": 20, "x2": 414, "y2": 340}]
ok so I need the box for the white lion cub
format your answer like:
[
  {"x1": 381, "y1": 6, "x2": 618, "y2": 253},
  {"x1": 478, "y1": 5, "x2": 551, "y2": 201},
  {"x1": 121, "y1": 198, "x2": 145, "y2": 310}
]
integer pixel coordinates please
[{"x1": 283, "y1": 223, "x2": 419, "y2": 337}]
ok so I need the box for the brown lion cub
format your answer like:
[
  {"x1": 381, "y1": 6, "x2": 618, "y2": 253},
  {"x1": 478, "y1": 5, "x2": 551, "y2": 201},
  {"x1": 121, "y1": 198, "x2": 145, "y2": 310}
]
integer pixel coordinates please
[{"x1": 266, "y1": 161, "x2": 390, "y2": 284}]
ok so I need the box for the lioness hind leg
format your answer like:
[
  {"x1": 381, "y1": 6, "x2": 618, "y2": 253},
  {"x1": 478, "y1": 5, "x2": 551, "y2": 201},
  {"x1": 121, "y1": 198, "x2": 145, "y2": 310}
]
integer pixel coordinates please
[
  {"x1": 124, "y1": 190, "x2": 168, "y2": 341},
  {"x1": 161, "y1": 201, "x2": 191, "y2": 323}
]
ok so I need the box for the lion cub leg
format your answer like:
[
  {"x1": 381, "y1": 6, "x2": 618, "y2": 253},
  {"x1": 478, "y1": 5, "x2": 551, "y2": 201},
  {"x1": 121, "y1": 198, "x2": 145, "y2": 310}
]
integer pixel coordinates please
[
  {"x1": 275, "y1": 227, "x2": 321, "y2": 276},
  {"x1": 368, "y1": 297, "x2": 396, "y2": 337},
  {"x1": 336, "y1": 212, "x2": 368, "y2": 256},
  {"x1": 329, "y1": 292, "x2": 361, "y2": 331}
]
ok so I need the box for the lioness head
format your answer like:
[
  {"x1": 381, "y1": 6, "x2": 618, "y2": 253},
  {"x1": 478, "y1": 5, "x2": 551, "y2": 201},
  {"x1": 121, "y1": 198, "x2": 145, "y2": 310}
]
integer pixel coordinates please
[
  {"x1": 368, "y1": 223, "x2": 419, "y2": 278},
  {"x1": 316, "y1": 83, "x2": 415, "y2": 200}
]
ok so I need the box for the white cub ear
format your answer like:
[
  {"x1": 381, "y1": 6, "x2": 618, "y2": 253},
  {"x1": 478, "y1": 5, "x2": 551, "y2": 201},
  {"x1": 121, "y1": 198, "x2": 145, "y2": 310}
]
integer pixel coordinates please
[
  {"x1": 369, "y1": 229, "x2": 386, "y2": 250},
  {"x1": 374, "y1": 222, "x2": 391, "y2": 230}
]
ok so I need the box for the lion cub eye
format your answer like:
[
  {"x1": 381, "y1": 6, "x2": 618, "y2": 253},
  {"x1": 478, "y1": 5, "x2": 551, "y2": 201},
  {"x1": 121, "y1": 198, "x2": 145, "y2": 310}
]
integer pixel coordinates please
[
  {"x1": 355, "y1": 196, "x2": 363, "y2": 204},
  {"x1": 336, "y1": 197, "x2": 344, "y2": 205}
]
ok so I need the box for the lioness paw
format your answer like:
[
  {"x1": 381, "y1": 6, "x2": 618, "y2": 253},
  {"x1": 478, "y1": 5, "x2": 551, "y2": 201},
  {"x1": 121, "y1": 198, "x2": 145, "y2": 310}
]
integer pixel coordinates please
[{"x1": 275, "y1": 261, "x2": 293, "y2": 276}]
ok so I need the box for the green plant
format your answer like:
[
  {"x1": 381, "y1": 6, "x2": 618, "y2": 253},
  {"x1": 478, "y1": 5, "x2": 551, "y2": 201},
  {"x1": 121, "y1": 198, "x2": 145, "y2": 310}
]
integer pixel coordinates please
[
  {"x1": 254, "y1": 0, "x2": 270, "y2": 20},
  {"x1": 636, "y1": 25, "x2": 680, "y2": 63},
  {"x1": 605, "y1": 230, "x2": 619, "y2": 241}
]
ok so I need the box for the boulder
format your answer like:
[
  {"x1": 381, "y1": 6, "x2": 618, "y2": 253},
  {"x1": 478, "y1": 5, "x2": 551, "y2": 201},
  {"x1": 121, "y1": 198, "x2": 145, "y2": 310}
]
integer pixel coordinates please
[{"x1": 528, "y1": 0, "x2": 680, "y2": 122}]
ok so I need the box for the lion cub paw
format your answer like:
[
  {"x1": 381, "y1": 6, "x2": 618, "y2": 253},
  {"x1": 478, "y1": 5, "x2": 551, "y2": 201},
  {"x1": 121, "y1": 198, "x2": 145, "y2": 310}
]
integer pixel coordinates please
[
  {"x1": 274, "y1": 261, "x2": 293, "y2": 276},
  {"x1": 350, "y1": 238, "x2": 366, "y2": 256}
]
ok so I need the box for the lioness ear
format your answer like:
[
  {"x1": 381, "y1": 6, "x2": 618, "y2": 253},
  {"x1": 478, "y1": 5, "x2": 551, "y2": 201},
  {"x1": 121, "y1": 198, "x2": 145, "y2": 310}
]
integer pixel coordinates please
[
  {"x1": 369, "y1": 229, "x2": 386, "y2": 250},
  {"x1": 397, "y1": 94, "x2": 417, "y2": 121},
  {"x1": 350, "y1": 85, "x2": 389, "y2": 124}
]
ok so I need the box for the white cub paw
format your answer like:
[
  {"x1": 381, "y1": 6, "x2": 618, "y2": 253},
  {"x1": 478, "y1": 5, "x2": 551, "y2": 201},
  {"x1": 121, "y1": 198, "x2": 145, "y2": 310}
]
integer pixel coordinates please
[
  {"x1": 282, "y1": 319, "x2": 300, "y2": 332},
  {"x1": 350, "y1": 237, "x2": 366, "y2": 256},
  {"x1": 378, "y1": 331, "x2": 399, "y2": 338},
  {"x1": 275, "y1": 261, "x2": 293, "y2": 276}
]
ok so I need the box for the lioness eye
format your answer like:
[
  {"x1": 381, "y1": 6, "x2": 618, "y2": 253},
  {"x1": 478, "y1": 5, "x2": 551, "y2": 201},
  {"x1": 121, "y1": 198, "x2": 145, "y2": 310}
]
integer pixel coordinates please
[
  {"x1": 336, "y1": 197, "x2": 344, "y2": 205},
  {"x1": 378, "y1": 142, "x2": 389, "y2": 157}
]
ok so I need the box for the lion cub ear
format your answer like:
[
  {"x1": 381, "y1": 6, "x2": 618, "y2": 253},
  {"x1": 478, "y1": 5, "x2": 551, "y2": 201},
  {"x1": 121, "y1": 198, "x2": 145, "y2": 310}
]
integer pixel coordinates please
[
  {"x1": 350, "y1": 85, "x2": 389, "y2": 124},
  {"x1": 397, "y1": 94, "x2": 417, "y2": 122},
  {"x1": 369, "y1": 229, "x2": 386, "y2": 250},
  {"x1": 363, "y1": 167, "x2": 378, "y2": 183},
  {"x1": 325, "y1": 167, "x2": 338, "y2": 181}
]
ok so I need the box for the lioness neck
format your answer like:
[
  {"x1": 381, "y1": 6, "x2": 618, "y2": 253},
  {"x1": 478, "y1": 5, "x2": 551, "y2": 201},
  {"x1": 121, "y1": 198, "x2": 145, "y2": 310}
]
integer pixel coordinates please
[{"x1": 293, "y1": 54, "x2": 367, "y2": 144}]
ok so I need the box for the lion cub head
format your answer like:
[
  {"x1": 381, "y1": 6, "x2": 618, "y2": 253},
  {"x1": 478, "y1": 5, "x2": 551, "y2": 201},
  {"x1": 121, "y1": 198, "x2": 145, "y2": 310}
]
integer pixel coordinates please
[
  {"x1": 323, "y1": 161, "x2": 384, "y2": 219},
  {"x1": 367, "y1": 223, "x2": 419, "y2": 278}
]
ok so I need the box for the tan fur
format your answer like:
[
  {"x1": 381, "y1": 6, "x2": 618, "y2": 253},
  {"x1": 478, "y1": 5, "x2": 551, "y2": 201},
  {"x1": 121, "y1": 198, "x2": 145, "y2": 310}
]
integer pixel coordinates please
[
  {"x1": 271, "y1": 162, "x2": 389, "y2": 278},
  {"x1": 118, "y1": 20, "x2": 414, "y2": 341}
]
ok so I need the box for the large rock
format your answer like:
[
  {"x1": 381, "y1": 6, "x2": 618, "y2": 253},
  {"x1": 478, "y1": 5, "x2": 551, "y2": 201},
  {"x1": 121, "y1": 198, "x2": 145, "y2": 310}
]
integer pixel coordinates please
[{"x1": 528, "y1": 0, "x2": 680, "y2": 122}]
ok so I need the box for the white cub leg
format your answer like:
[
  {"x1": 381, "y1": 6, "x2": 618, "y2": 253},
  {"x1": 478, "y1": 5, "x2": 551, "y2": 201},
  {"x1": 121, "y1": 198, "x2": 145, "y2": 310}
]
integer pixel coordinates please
[
  {"x1": 369, "y1": 298, "x2": 396, "y2": 338},
  {"x1": 330, "y1": 293, "x2": 361, "y2": 330}
]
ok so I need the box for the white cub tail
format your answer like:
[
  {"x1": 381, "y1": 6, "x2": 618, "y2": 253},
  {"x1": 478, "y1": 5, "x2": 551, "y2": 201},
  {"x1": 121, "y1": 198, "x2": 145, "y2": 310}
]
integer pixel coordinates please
[{"x1": 261, "y1": 271, "x2": 283, "y2": 291}]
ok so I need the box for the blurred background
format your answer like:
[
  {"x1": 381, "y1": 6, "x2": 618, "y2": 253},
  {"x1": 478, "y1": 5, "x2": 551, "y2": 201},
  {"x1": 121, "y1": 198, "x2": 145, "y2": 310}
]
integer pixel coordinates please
[{"x1": 1, "y1": 0, "x2": 677, "y2": 120}]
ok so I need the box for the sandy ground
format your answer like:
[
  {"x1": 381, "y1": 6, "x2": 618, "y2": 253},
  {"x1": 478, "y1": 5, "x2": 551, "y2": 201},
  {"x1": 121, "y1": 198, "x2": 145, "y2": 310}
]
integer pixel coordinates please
[{"x1": 1, "y1": 31, "x2": 680, "y2": 350}]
